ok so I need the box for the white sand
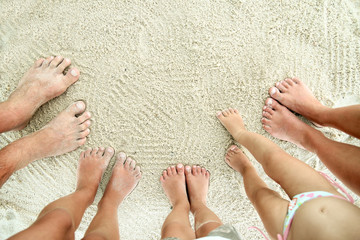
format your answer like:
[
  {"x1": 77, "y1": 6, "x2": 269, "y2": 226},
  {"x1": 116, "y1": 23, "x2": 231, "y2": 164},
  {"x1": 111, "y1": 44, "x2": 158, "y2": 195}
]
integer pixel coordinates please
[{"x1": 0, "y1": 1, "x2": 359, "y2": 239}]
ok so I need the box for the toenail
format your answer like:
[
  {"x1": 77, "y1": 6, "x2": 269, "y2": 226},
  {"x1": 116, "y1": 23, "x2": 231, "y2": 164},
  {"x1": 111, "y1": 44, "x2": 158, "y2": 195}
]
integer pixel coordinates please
[
  {"x1": 263, "y1": 106, "x2": 266, "y2": 110},
  {"x1": 76, "y1": 102, "x2": 84, "y2": 109},
  {"x1": 118, "y1": 152, "x2": 126, "y2": 159},
  {"x1": 107, "y1": 148, "x2": 114, "y2": 153},
  {"x1": 185, "y1": 166, "x2": 191, "y2": 172},
  {"x1": 177, "y1": 164, "x2": 183, "y2": 168},
  {"x1": 267, "y1": 99, "x2": 273, "y2": 106},
  {"x1": 216, "y1": 111, "x2": 221, "y2": 116},
  {"x1": 270, "y1": 88, "x2": 276, "y2": 95},
  {"x1": 231, "y1": 146, "x2": 236, "y2": 150},
  {"x1": 71, "y1": 69, "x2": 77, "y2": 76}
]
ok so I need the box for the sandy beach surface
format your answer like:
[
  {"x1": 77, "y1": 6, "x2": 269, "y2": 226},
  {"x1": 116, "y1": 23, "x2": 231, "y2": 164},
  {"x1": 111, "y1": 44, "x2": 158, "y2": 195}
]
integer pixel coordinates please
[{"x1": 0, "y1": 0, "x2": 359, "y2": 239}]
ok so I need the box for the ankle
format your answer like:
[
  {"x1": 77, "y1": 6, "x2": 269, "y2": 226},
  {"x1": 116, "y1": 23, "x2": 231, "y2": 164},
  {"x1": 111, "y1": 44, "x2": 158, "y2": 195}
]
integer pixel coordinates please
[
  {"x1": 173, "y1": 200, "x2": 191, "y2": 211},
  {"x1": 190, "y1": 200, "x2": 207, "y2": 214},
  {"x1": 74, "y1": 187, "x2": 97, "y2": 205},
  {"x1": 301, "y1": 127, "x2": 324, "y2": 153}
]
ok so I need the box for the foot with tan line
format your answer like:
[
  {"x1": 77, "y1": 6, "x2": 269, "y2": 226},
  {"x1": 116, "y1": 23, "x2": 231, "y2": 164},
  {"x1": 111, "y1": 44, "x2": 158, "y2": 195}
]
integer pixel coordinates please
[
  {"x1": 268, "y1": 78, "x2": 327, "y2": 126},
  {"x1": 261, "y1": 98, "x2": 315, "y2": 149},
  {"x1": 1, "y1": 56, "x2": 80, "y2": 132}
]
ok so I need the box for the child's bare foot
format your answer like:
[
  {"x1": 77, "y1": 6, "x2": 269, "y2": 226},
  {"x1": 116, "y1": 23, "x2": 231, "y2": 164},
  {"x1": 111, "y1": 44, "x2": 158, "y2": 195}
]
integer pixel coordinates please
[
  {"x1": 160, "y1": 164, "x2": 189, "y2": 208},
  {"x1": 7, "y1": 56, "x2": 80, "y2": 130},
  {"x1": 216, "y1": 108, "x2": 246, "y2": 139},
  {"x1": 101, "y1": 152, "x2": 141, "y2": 207},
  {"x1": 76, "y1": 147, "x2": 114, "y2": 200},
  {"x1": 225, "y1": 145, "x2": 252, "y2": 175},
  {"x1": 269, "y1": 78, "x2": 328, "y2": 126},
  {"x1": 29, "y1": 101, "x2": 91, "y2": 161},
  {"x1": 184, "y1": 165, "x2": 210, "y2": 213},
  {"x1": 261, "y1": 98, "x2": 316, "y2": 149}
]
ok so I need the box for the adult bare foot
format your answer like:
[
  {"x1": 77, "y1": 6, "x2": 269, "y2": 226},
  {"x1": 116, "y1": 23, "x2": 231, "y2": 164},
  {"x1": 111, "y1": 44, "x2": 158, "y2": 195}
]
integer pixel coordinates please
[
  {"x1": 184, "y1": 165, "x2": 210, "y2": 213},
  {"x1": 100, "y1": 152, "x2": 141, "y2": 207},
  {"x1": 269, "y1": 78, "x2": 328, "y2": 125},
  {"x1": 261, "y1": 98, "x2": 316, "y2": 149},
  {"x1": 225, "y1": 145, "x2": 252, "y2": 175},
  {"x1": 24, "y1": 101, "x2": 91, "y2": 163},
  {"x1": 76, "y1": 147, "x2": 114, "y2": 200},
  {"x1": 160, "y1": 164, "x2": 189, "y2": 208},
  {"x1": 4, "y1": 56, "x2": 80, "y2": 131},
  {"x1": 216, "y1": 108, "x2": 246, "y2": 140}
]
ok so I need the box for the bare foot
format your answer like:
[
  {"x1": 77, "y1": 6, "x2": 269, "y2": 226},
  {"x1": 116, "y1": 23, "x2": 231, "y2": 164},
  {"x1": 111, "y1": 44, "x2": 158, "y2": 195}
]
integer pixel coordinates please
[
  {"x1": 184, "y1": 165, "x2": 210, "y2": 213},
  {"x1": 160, "y1": 164, "x2": 189, "y2": 208},
  {"x1": 30, "y1": 101, "x2": 91, "y2": 160},
  {"x1": 216, "y1": 108, "x2": 246, "y2": 140},
  {"x1": 6, "y1": 56, "x2": 80, "y2": 130},
  {"x1": 261, "y1": 98, "x2": 315, "y2": 149},
  {"x1": 225, "y1": 145, "x2": 253, "y2": 175},
  {"x1": 101, "y1": 152, "x2": 141, "y2": 207},
  {"x1": 76, "y1": 147, "x2": 114, "y2": 199},
  {"x1": 269, "y1": 78, "x2": 328, "y2": 125}
]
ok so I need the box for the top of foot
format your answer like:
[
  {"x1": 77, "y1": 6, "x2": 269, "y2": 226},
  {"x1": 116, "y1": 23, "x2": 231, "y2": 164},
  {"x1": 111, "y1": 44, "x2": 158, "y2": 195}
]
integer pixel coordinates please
[
  {"x1": 32, "y1": 101, "x2": 91, "y2": 159},
  {"x1": 76, "y1": 147, "x2": 114, "y2": 199},
  {"x1": 216, "y1": 108, "x2": 246, "y2": 140},
  {"x1": 225, "y1": 145, "x2": 252, "y2": 175},
  {"x1": 269, "y1": 78, "x2": 326, "y2": 125},
  {"x1": 7, "y1": 56, "x2": 80, "y2": 130},
  {"x1": 184, "y1": 165, "x2": 210, "y2": 213},
  {"x1": 160, "y1": 164, "x2": 189, "y2": 208},
  {"x1": 261, "y1": 98, "x2": 314, "y2": 149},
  {"x1": 101, "y1": 152, "x2": 142, "y2": 207}
]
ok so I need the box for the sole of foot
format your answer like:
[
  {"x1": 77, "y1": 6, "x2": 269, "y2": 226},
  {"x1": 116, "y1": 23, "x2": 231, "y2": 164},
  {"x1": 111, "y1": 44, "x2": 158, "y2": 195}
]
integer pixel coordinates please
[
  {"x1": 184, "y1": 165, "x2": 210, "y2": 212},
  {"x1": 8, "y1": 56, "x2": 80, "y2": 130},
  {"x1": 268, "y1": 78, "x2": 326, "y2": 126},
  {"x1": 101, "y1": 152, "x2": 141, "y2": 207},
  {"x1": 160, "y1": 164, "x2": 189, "y2": 208},
  {"x1": 34, "y1": 101, "x2": 91, "y2": 158}
]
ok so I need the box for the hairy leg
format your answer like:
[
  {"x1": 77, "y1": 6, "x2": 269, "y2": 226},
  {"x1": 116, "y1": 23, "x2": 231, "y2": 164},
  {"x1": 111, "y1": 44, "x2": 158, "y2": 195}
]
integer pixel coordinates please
[
  {"x1": 262, "y1": 99, "x2": 360, "y2": 195},
  {"x1": 160, "y1": 164, "x2": 195, "y2": 240},
  {"x1": 0, "y1": 101, "x2": 91, "y2": 187},
  {"x1": 83, "y1": 152, "x2": 141, "y2": 240},
  {"x1": 269, "y1": 78, "x2": 360, "y2": 139},
  {"x1": 225, "y1": 147, "x2": 289, "y2": 238},
  {"x1": 217, "y1": 109, "x2": 341, "y2": 198},
  {"x1": 184, "y1": 165, "x2": 222, "y2": 238},
  {"x1": 0, "y1": 56, "x2": 79, "y2": 133},
  {"x1": 9, "y1": 147, "x2": 113, "y2": 240}
]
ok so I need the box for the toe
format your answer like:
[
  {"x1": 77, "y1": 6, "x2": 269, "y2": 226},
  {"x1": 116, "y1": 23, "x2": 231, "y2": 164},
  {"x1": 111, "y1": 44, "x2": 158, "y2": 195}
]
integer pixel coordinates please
[
  {"x1": 50, "y1": 56, "x2": 64, "y2": 68},
  {"x1": 77, "y1": 111, "x2": 91, "y2": 124},
  {"x1": 229, "y1": 108, "x2": 234, "y2": 113},
  {"x1": 77, "y1": 138, "x2": 87, "y2": 146},
  {"x1": 116, "y1": 152, "x2": 127, "y2": 166},
  {"x1": 292, "y1": 77, "x2": 300, "y2": 84},
  {"x1": 68, "y1": 101, "x2": 86, "y2": 116},
  {"x1": 276, "y1": 81, "x2": 287, "y2": 92},
  {"x1": 162, "y1": 170, "x2": 168, "y2": 179},
  {"x1": 192, "y1": 166, "x2": 197, "y2": 175},
  {"x1": 41, "y1": 56, "x2": 54, "y2": 68},
  {"x1": 176, "y1": 164, "x2": 184, "y2": 174},
  {"x1": 265, "y1": 98, "x2": 274, "y2": 108},
  {"x1": 91, "y1": 148, "x2": 99, "y2": 156},
  {"x1": 57, "y1": 58, "x2": 71, "y2": 73},
  {"x1": 125, "y1": 157, "x2": 132, "y2": 169},
  {"x1": 264, "y1": 106, "x2": 275, "y2": 115},
  {"x1": 263, "y1": 124, "x2": 272, "y2": 133},
  {"x1": 261, "y1": 117, "x2": 271, "y2": 126},
  {"x1": 84, "y1": 148, "x2": 92, "y2": 157},
  {"x1": 281, "y1": 80, "x2": 290, "y2": 88},
  {"x1": 262, "y1": 111, "x2": 272, "y2": 119},
  {"x1": 134, "y1": 166, "x2": 141, "y2": 176},
  {"x1": 284, "y1": 78, "x2": 294, "y2": 86},
  {"x1": 130, "y1": 160, "x2": 136, "y2": 170},
  {"x1": 185, "y1": 165, "x2": 191, "y2": 175},
  {"x1": 234, "y1": 109, "x2": 239, "y2": 114},
  {"x1": 97, "y1": 147, "x2": 105, "y2": 156},
  {"x1": 79, "y1": 120, "x2": 91, "y2": 131},
  {"x1": 103, "y1": 147, "x2": 114, "y2": 160},
  {"x1": 34, "y1": 58, "x2": 45, "y2": 68},
  {"x1": 79, "y1": 128, "x2": 90, "y2": 139},
  {"x1": 201, "y1": 167, "x2": 206, "y2": 175},
  {"x1": 222, "y1": 110, "x2": 230, "y2": 117},
  {"x1": 63, "y1": 68, "x2": 80, "y2": 87},
  {"x1": 269, "y1": 87, "x2": 282, "y2": 102},
  {"x1": 196, "y1": 166, "x2": 201, "y2": 174}
]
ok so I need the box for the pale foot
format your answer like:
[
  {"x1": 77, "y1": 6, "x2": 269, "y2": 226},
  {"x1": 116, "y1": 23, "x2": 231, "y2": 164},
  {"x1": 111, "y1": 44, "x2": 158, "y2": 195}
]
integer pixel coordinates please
[
  {"x1": 160, "y1": 164, "x2": 189, "y2": 208},
  {"x1": 7, "y1": 56, "x2": 80, "y2": 130},
  {"x1": 100, "y1": 152, "x2": 141, "y2": 207},
  {"x1": 261, "y1": 98, "x2": 313, "y2": 149},
  {"x1": 225, "y1": 145, "x2": 253, "y2": 175},
  {"x1": 31, "y1": 101, "x2": 91, "y2": 159},
  {"x1": 76, "y1": 147, "x2": 114, "y2": 199},
  {"x1": 184, "y1": 165, "x2": 210, "y2": 213},
  {"x1": 216, "y1": 108, "x2": 246, "y2": 140},
  {"x1": 269, "y1": 78, "x2": 327, "y2": 126}
]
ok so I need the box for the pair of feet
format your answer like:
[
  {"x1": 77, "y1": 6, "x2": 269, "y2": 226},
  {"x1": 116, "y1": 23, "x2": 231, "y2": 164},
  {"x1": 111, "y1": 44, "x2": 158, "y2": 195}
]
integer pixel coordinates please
[
  {"x1": 217, "y1": 77, "x2": 326, "y2": 150},
  {"x1": 76, "y1": 147, "x2": 141, "y2": 207},
  {"x1": 7, "y1": 56, "x2": 92, "y2": 159},
  {"x1": 160, "y1": 164, "x2": 210, "y2": 214}
]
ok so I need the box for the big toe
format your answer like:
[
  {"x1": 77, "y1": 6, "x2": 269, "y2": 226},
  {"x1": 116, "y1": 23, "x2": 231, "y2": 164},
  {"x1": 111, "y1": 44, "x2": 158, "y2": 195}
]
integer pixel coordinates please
[
  {"x1": 265, "y1": 98, "x2": 282, "y2": 111},
  {"x1": 64, "y1": 68, "x2": 80, "y2": 86},
  {"x1": 68, "y1": 101, "x2": 86, "y2": 116},
  {"x1": 176, "y1": 164, "x2": 184, "y2": 174},
  {"x1": 269, "y1": 87, "x2": 282, "y2": 102},
  {"x1": 103, "y1": 147, "x2": 114, "y2": 163}
]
